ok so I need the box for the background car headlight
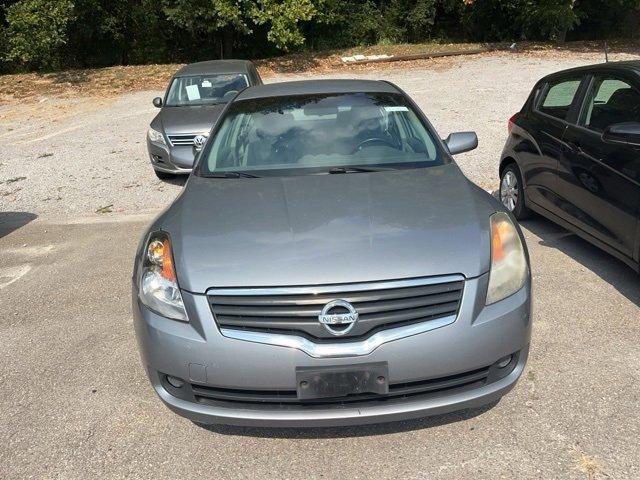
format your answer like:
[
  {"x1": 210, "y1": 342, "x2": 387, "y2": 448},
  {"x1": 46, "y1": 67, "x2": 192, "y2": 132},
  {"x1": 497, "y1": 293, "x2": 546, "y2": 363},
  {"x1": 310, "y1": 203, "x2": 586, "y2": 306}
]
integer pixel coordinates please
[
  {"x1": 147, "y1": 127, "x2": 166, "y2": 146},
  {"x1": 486, "y1": 212, "x2": 528, "y2": 305},
  {"x1": 139, "y1": 232, "x2": 187, "y2": 321}
]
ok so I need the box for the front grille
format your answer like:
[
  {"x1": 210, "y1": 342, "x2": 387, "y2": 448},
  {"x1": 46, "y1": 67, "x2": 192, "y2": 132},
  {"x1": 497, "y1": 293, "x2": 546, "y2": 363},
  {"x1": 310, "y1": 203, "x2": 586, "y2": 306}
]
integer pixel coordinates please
[
  {"x1": 167, "y1": 134, "x2": 198, "y2": 146},
  {"x1": 208, "y1": 277, "x2": 464, "y2": 340},
  {"x1": 190, "y1": 366, "x2": 489, "y2": 408}
]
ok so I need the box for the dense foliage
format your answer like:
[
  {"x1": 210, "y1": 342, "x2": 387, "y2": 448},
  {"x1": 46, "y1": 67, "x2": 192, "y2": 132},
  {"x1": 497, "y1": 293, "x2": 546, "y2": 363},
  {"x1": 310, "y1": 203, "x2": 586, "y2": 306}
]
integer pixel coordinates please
[{"x1": 0, "y1": 0, "x2": 638, "y2": 72}]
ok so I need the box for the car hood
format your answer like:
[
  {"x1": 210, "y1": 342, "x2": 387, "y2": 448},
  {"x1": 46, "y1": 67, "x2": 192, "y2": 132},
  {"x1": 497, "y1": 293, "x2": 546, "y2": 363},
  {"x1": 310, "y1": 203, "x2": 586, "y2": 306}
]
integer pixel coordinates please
[
  {"x1": 161, "y1": 164, "x2": 498, "y2": 293},
  {"x1": 155, "y1": 104, "x2": 226, "y2": 135}
]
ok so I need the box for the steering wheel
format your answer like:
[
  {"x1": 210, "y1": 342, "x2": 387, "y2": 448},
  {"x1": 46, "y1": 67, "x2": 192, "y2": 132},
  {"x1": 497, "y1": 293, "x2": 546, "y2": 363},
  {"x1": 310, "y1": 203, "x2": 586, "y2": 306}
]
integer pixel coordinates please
[{"x1": 353, "y1": 137, "x2": 396, "y2": 153}]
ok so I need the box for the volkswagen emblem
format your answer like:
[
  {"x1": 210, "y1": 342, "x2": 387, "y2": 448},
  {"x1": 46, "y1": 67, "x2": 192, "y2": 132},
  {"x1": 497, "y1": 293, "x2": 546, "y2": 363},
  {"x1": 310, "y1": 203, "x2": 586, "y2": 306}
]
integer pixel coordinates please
[
  {"x1": 318, "y1": 299, "x2": 359, "y2": 336},
  {"x1": 193, "y1": 134, "x2": 208, "y2": 151}
]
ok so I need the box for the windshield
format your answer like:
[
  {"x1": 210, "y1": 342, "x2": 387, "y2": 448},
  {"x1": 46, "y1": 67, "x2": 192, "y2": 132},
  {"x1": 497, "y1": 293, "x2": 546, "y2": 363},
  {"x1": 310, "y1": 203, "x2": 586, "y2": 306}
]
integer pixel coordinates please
[
  {"x1": 165, "y1": 73, "x2": 249, "y2": 106},
  {"x1": 200, "y1": 92, "x2": 444, "y2": 176}
]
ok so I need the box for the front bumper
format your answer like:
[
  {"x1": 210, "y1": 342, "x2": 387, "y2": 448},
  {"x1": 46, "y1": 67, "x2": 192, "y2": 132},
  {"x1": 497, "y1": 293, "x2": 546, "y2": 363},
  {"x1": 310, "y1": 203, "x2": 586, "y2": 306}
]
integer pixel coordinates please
[
  {"x1": 133, "y1": 274, "x2": 532, "y2": 427},
  {"x1": 146, "y1": 139, "x2": 195, "y2": 174}
]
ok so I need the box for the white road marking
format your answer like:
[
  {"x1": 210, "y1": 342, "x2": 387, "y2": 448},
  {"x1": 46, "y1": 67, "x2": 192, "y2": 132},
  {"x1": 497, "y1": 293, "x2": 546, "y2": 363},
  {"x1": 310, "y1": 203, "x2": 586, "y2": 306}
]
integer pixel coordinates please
[
  {"x1": 14, "y1": 109, "x2": 154, "y2": 145},
  {"x1": 0, "y1": 264, "x2": 32, "y2": 290},
  {"x1": 3, "y1": 245, "x2": 55, "y2": 256}
]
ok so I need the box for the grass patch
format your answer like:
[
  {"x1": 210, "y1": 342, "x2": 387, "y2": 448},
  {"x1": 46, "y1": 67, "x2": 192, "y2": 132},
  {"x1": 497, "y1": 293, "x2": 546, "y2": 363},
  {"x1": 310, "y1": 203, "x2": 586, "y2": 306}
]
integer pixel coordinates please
[{"x1": 95, "y1": 204, "x2": 114, "y2": 214}]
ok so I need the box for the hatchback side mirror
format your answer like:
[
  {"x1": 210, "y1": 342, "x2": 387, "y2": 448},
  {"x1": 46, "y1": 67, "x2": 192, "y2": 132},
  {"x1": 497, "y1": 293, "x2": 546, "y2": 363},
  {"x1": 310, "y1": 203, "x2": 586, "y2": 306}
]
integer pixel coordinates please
[
  {"x1": 602, "y1": 122, "x2": 640, "y2": 146},
  {"x1": 152, "y1": 97, "x2": 163, "y2": 108},
  {"x1": 445, "y1": 132, "x2": 478, "y2": 155}
]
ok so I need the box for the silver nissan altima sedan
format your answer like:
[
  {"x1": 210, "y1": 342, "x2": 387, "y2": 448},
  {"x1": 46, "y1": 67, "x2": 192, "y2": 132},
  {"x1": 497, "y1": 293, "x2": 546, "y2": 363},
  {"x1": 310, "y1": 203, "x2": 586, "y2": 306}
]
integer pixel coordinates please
[{"x1": 132, "y1": 79, "x2": 532, "y2": 427}]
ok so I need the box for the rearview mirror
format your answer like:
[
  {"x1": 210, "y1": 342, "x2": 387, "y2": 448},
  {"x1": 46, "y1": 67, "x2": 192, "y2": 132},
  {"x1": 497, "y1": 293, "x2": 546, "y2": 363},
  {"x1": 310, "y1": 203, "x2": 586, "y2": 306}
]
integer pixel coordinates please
[
  {"x1": 445, "y1": 132, "x2": 478, "y2": 155},
  {"x1": 602, "y1": 122, "x2": 640, "y2": 146},
  {"x1": 152, "y1": 97, "x2": 163, "y2": 108}
]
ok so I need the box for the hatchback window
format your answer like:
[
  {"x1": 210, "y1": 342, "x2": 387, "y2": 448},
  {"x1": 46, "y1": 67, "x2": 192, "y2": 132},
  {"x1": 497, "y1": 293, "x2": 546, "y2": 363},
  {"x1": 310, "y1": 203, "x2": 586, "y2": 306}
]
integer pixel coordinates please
[
  {"x1": 538, "y1": 79, "x2": 582, "y2": 120},
  {"x1": 581, "y1": 77, "x2": 640, "y2": 132},
  {"x1": 201, "y1": 92, "x2": 443, "y2": 176},
  {"x1": 166, "y1": 74, "x2": 249, "y2": 106}
]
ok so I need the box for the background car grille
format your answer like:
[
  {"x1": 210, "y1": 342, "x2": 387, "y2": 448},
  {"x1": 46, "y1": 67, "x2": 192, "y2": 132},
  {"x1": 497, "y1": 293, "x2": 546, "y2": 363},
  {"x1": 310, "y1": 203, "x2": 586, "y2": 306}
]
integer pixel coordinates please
[
  {"x1": 208, "y1": 277, "x2": 464, "y2": 340},
  {"x1": 167, "y1": 134, "x2": 198, "y2": 146}
]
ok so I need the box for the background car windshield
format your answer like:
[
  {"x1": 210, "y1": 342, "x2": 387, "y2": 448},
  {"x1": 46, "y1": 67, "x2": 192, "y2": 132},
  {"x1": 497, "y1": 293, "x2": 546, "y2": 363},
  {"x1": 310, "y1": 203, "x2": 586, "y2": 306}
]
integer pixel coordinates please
[
  {"x1": 202, "y1": 92, "x2": 443, "y2": 175},
  {"x1": 166, "y1": 74, "x2": 248, "y2": 106}
]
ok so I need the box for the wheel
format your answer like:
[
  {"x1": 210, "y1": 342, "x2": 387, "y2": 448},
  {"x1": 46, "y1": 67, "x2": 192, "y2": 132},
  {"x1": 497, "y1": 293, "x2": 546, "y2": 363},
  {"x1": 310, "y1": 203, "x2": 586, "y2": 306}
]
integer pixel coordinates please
[
  {"x1": 500, "y1": 163, "x2": 529, "y2": 220},
  {"x1": 154, "y1": 169, "x2": 175, "y2": 181}
]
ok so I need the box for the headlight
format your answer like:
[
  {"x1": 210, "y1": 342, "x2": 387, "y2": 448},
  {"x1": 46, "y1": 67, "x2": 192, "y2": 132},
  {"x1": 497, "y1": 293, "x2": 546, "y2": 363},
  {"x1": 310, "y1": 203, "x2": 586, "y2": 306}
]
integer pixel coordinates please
[
  {"x1": 139, "y1": 232, "x2": 187, "y2": 321},
  {"x1": 486, "y1": 212, "x2": 528, "y2": 305},
  {"x1": 147, "y1": 127, "x2": 166, "y2": 146}
]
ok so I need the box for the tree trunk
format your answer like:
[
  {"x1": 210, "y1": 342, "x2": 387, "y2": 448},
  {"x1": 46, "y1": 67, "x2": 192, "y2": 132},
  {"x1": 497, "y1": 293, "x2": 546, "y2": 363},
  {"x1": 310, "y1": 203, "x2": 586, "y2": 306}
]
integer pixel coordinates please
[{"x1": 222, "y1": 28, "x2": 234, "y2": 58}]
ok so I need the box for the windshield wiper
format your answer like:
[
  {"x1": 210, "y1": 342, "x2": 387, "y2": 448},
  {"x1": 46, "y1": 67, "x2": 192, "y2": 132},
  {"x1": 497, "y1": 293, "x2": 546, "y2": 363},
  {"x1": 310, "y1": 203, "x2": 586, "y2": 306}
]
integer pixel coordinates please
[
  {"x1": 326, "y1": 166, "x2": 396, "y2": 174},
  {"x1": 207, "y1": 171, "x2": 260, "y2": 178}
]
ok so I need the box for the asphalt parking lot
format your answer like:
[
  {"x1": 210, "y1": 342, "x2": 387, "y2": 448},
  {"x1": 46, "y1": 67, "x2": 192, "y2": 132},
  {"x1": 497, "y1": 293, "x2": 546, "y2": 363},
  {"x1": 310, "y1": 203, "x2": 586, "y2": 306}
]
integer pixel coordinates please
[
  {"x1": 1, "y1": 52, "x2": 639, "y2": 479},
  {"x1": 2, "y1": 212, "x2": 638, "y2": 479}
]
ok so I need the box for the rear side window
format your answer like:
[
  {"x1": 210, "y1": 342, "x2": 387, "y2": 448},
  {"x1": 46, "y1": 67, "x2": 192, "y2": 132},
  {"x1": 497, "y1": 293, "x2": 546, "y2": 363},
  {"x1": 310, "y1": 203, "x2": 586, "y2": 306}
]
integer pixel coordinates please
[{"x1": 538, "y1": 79, "x2": 582, "y2": 121}]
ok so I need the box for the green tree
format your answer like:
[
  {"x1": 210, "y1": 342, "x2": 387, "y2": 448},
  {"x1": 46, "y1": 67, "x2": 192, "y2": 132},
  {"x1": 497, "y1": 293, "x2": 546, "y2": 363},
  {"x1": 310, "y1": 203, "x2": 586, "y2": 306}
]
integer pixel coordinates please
[
  {"x1": 384, "y1": 0, "x2": 439, "y2": 43},
  {"x1": 463, "y1": 0, "x2": 578, "y2": 41},
  {"x1": 250, "y1": 0, "x2": 319, "y2": 51},
  {"x1": 162, "y1": 0, "x2": 250, "y2": 57},
  {"x1": 4, "y1": 0, "x2": 74, "y2": 69}
]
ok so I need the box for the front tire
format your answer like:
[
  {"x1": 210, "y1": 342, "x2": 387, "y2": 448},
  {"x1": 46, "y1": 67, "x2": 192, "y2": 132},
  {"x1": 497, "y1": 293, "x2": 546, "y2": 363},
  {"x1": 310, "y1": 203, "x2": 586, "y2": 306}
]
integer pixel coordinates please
[{"x1": 500, "y1": 163, "x2": 529, "y2": 220}]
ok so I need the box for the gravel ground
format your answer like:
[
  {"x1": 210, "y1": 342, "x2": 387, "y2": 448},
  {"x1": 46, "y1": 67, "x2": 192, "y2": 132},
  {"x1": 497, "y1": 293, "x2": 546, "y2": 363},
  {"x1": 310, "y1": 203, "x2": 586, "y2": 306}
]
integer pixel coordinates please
[{"x1": 2, "y1": 51, "x2": 639, "y2": 219}]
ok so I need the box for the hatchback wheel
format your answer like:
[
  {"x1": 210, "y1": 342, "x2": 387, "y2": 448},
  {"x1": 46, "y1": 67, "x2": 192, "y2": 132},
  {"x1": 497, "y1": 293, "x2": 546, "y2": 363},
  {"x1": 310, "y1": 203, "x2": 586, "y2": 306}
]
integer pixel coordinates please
[{"x1": 500, "y1": 164, "x2": 529, "y2": 220}]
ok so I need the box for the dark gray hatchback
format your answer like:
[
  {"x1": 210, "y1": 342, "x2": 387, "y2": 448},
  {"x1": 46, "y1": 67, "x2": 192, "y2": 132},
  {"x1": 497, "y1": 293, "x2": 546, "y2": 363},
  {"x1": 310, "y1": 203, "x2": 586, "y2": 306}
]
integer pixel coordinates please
[
  {"x1": 146, "y1": 59, "x2": 262, "y2": 179},
  {"x1": 133, "y1": 80, "x2": 532, "y2": 427}
]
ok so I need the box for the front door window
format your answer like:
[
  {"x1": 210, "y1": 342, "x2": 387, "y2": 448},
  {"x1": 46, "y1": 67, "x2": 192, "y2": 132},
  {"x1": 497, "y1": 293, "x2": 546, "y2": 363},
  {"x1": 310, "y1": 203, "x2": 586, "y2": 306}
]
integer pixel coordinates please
[{"x1": 580, "y1": 76, "x2": 640, "y2": 132}]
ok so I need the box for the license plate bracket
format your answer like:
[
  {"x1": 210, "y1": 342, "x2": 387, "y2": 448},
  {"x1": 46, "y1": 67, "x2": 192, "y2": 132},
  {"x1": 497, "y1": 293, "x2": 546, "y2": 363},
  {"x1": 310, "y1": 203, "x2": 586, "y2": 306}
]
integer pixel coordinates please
[{"x1": 295, "y1": 362, "x2": 389, "y2": 400}]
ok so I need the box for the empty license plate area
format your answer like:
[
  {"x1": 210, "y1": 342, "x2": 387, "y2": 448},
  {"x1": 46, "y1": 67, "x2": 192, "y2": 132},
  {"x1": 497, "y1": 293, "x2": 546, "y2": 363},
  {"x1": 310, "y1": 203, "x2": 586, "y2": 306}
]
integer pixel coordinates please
[{"x1": 296, "y1": 362, "x2": 389, "y2": 400}]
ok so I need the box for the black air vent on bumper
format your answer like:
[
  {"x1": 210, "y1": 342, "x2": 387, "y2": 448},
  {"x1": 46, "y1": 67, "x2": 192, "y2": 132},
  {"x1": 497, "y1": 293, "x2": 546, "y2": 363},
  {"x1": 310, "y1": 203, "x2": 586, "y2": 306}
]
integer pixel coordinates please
[{"x1": 191, "y1": 366, "x2": 490, "y2": 407}]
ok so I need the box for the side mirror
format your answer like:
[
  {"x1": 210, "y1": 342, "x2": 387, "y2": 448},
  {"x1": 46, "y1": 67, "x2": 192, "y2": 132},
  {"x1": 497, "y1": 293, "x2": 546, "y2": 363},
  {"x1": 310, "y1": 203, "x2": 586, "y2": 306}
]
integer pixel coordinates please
[
  {"x1": 152, "y1": 97, "x2": 163, "y2": 108},
  {"x1": 602, "y1": 122, "x2": 640, "y2": 146},
  {"x1": 445, "y1": 132, "x2": 478, "y2": 155}
]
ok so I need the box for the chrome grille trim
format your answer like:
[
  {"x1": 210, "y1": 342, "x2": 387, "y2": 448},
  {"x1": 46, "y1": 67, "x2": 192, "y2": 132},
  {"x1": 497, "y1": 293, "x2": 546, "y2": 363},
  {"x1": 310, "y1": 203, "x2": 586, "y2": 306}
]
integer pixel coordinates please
[
  {"x1": 206, "y1": 275, "x2": 464, "y2": 296},
  {"x1": 167, "y1": 133, "x2": 202, "y2": 146},
  {"x1": 220, "y1": 314, "x2": 457, "y2": 358},
  {"x1": 210, "y1": 275, "x2": 464, "y2": 355}
]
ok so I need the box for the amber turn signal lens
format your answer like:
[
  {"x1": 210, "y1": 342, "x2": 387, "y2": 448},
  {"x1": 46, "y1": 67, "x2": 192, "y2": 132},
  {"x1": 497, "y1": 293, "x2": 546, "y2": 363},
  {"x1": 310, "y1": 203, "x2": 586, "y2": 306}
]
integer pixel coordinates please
[
  {"x1": 490, "y1": 216, "x2": 512, "y2": 264},
  {"x1": 161, "y1": 238, "x2": 176, "y2": 282}
]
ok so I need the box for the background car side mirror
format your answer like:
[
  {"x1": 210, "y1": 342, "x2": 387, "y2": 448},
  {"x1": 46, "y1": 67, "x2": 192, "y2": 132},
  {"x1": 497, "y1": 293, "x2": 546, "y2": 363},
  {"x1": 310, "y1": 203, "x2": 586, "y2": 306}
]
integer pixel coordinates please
[
  {"x1": 152, "y1": 97, "x2": 163, "y2": 108},
  {"x1": 445, "y1": 132, "x2": 478, "y2": 155},
  {"x1": 602, "y1": 122, "x2": 640, "y2": 146}
]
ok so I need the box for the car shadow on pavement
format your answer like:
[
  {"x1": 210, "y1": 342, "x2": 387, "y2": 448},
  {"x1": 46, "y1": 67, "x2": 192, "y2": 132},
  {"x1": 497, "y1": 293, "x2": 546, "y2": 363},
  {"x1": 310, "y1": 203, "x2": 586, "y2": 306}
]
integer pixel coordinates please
[
  {"x1": 0, "y1": 212, "x2": 37, "y2": 239},
  {"x1": 197, "y1": 402, "x2": 497, "y2": 438},
  {"x1": 160, "y1": 176, "x2": 188, "y2": 187},
  {"x1": 522, "y1": 216, "x2": 640, "y2": 307}
]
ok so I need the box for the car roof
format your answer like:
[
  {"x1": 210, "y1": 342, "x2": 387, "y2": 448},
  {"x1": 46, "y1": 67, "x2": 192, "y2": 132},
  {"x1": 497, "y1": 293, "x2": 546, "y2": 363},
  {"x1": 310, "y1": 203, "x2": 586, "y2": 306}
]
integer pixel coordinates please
[
  {"x1": 235, "y1": 79, "x2": 401, "y2": 101},
  {"x1": 173, "y1": 60, "x2": 253, "y2": 77},
  {"x1": 542, "y1": 60, "x2": 640, "y2": 81}
]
